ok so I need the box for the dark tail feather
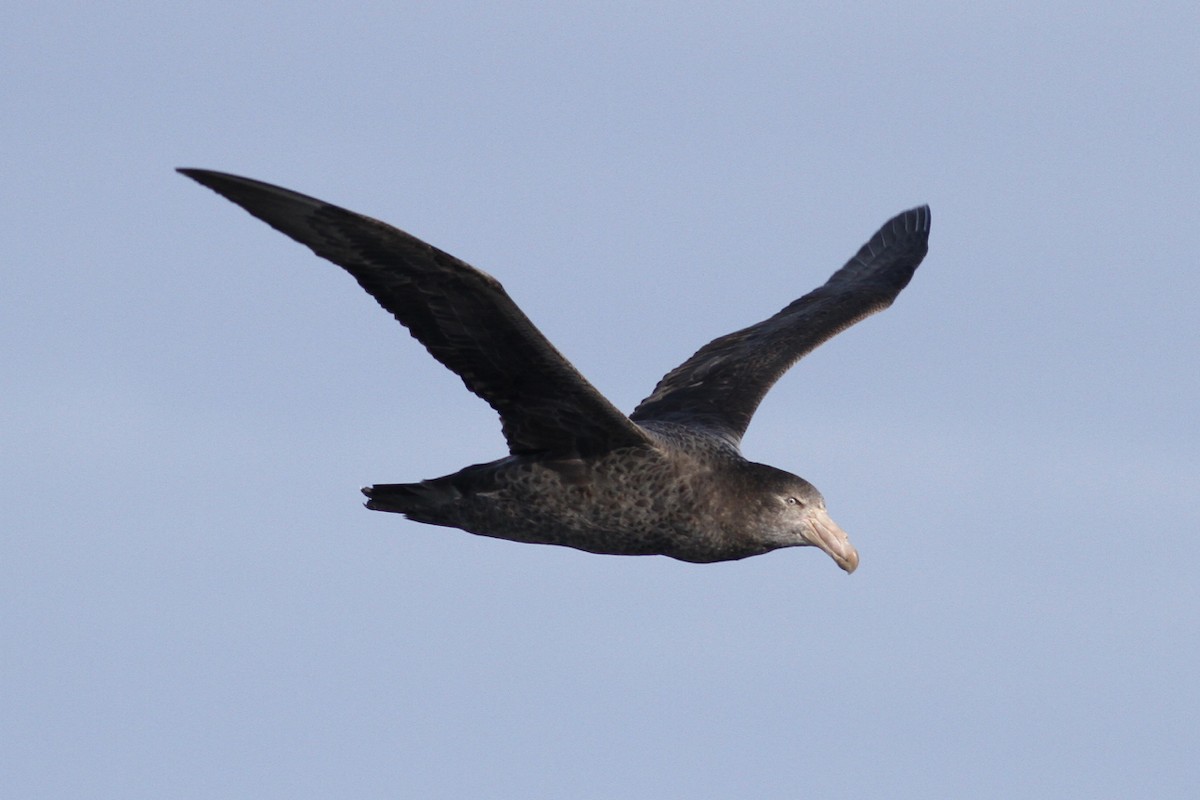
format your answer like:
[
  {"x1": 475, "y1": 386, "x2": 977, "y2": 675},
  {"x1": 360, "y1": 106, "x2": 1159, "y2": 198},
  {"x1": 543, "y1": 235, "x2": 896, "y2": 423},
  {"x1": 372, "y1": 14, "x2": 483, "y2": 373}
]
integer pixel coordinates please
[{"x1": 361, "y1": 480, "x2": 459, "y2": 520}]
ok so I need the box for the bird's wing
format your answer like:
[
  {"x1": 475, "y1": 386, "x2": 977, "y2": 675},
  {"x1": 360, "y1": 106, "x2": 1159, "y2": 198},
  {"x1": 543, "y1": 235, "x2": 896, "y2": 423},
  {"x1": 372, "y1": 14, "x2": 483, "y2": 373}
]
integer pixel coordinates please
[
  {"x1": 630, "y1": 205, "x2": 930, "y2": 443},
  {"x1": 180, "y1": 169, "x2": 650, "y2": 457}
]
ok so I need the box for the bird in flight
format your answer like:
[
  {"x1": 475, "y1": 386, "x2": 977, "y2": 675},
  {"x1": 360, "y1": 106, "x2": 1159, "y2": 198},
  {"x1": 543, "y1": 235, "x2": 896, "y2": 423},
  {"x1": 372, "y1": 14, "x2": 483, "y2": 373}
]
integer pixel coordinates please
[{"x1": 180, "y1": 168, "x2": 930, "y2": 572}]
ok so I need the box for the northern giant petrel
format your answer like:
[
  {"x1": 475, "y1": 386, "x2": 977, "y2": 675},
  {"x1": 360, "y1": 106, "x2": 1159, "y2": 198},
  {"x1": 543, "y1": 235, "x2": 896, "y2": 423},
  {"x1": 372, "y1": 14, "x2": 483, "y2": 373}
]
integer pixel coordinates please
[{"x1": 180, "y1": 169, "x2": 931, "y2": 572}]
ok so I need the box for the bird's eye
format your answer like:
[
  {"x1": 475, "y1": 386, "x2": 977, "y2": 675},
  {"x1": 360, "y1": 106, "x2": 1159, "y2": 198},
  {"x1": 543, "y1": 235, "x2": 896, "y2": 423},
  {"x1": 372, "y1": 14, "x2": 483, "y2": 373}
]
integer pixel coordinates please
[{"x1": 786, "y1": 496, "x2": 804, "y2": 507}]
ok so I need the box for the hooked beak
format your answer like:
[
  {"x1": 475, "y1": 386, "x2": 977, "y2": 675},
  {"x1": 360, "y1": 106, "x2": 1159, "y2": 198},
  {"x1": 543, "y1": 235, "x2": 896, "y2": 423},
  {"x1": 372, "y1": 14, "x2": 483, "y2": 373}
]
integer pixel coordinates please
[{"x1": 806, "y1": 508, "x2": 859, "y2": 574}]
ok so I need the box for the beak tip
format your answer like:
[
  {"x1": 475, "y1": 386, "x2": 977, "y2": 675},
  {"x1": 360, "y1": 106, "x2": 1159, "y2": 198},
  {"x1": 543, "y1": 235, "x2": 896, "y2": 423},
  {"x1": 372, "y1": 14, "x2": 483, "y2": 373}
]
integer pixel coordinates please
[{"x1": 804, "y1": 508, "x2": 859, "y2": 575}]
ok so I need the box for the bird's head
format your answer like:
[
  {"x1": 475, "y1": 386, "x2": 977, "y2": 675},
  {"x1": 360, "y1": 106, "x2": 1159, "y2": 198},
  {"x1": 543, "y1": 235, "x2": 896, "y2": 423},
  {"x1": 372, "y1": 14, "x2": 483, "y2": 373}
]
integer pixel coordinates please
[{"x1": 745, "y1": 465, "x2": 860, "y2": 573}]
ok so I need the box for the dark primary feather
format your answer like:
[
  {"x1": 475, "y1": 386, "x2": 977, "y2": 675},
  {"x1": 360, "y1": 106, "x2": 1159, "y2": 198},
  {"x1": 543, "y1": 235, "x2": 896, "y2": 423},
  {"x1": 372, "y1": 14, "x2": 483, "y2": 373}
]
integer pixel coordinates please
[
  {"x1": 630, "y1": 205, "x2": 930, "y2": 442},
  {"x1": 177, "y1": 168, "x2": 649, "y2": 457}
]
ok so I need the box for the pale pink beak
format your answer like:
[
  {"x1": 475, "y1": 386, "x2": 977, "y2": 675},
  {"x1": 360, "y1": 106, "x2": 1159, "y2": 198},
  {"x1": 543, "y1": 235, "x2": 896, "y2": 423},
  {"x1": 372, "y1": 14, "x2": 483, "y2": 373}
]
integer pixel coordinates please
[{"x1": 806, "y1": 508, "x2": 859, "y2": 573}]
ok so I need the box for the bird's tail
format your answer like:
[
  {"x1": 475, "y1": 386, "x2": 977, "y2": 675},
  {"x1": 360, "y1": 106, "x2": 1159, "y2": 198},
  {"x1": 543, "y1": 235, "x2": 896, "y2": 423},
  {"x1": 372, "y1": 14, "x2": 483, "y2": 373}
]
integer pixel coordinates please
[{"x1": 361, "y1": 479, "x2": 459, "y2": 521}]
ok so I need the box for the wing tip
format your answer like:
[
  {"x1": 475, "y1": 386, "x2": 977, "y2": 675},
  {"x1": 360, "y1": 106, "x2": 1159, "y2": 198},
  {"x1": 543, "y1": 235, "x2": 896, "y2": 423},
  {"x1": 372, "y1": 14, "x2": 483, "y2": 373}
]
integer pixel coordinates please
[
  {"x1": 176, "y1": 167, "x2": 269, "y2": 195},
  {"x1": 175, "y1": 167, "x2": 250, "y2": 199},
  {"x1": 176, "y1": 166, "x2": 222, "y2": 185},
  {"x1": 895, "y1": 204, "x2": 931, "y2": 234},
  {"x1": 872, "y1": 204, "x2": 931, "y2": 250}
]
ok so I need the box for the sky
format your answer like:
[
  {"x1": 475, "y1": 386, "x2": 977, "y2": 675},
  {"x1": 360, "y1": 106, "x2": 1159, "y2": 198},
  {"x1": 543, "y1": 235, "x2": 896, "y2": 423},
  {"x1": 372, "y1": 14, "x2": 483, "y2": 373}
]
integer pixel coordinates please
[{"x1": 3, "y1": 2, "x2": 1198, "y2": 797}]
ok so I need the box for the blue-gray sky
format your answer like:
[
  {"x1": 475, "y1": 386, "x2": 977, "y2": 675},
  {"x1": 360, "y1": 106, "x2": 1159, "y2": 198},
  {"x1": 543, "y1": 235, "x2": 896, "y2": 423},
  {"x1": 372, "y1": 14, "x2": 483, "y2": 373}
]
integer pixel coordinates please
[{"x1": 4, "y1": 2, "x2": 1198, "y2": 797}]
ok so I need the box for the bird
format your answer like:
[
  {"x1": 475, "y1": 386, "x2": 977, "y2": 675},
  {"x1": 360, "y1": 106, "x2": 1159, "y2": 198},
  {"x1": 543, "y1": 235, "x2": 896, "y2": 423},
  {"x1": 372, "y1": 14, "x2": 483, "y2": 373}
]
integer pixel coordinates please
[{"x1": 179, "y1": 168, "x2": 930, "y2": 573}]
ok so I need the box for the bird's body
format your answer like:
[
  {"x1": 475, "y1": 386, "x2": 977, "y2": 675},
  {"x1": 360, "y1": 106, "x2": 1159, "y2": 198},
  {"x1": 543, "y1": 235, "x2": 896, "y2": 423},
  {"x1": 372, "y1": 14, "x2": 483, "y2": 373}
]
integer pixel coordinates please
[
  {"x1": 369, "y1": 421, "x2": 817, "y2": 564},
  {"x1": 180, "y1": 168, "x2": 931, "y2": 573}
]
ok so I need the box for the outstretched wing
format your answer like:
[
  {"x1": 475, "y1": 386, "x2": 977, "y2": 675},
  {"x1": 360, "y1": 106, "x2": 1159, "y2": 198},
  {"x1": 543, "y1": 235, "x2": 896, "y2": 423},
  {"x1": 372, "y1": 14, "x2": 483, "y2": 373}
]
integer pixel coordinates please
[
  {"x1": 179, "y1": 169, "x2": 650, "y2": 457},
  {"x1": 630, "y1": 205, "x2": 930, "y2": 443}
]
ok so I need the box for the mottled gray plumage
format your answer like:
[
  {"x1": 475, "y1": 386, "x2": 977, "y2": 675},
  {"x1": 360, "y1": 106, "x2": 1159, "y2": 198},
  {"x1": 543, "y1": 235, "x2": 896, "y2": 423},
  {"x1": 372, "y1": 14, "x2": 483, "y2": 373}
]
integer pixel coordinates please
[{"x1": 180, "y1": 168, "x2": 931, "y2": 572}]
